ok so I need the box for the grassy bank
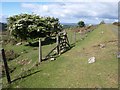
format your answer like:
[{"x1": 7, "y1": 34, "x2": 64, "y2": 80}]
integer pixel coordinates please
[{"x1": 2, "y1": 24, "x2": 118, "y2": 88}]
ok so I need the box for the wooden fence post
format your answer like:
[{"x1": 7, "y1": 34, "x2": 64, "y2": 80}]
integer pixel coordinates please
[
  {"x1": 56, "y1": 35, "x2": 60, "y2": 55},
  {"x1": 1, "y1": 49, "x2": 11, "y2": 84},
  {"x1": 39, "y1": 38, "x2": 42, "y2": 63},
  {"x1": 74, "y1": 31, "x2": 76, "y2": 43}
]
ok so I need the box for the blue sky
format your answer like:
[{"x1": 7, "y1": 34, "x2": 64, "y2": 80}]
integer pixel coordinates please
[{"x1": 1, "y1": 1, "x2": 118, "y2": 24}]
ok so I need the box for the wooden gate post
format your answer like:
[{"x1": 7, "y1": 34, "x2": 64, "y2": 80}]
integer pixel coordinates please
[
  {"x1": 1, "y1": 49, "x2": 11, "y2": 84},
  {"x1": 39, "y1": 38, "x2": 42, "y2": 63}
]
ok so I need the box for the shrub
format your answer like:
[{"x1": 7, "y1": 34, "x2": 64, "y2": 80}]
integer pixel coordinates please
[
  {"x1": 7, "y1": 14, "x2": 63, "y2": 43},
  {"x1": 78, "y1": 21, "x2": 85, "y2": 27}
]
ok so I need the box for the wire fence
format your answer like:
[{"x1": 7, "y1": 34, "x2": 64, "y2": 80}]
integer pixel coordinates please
[{"x1": 66, "y1": 27, "x2": 93, "y2": 45}]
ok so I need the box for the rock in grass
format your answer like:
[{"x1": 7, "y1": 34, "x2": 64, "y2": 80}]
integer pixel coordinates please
[
  {"x1": 101, "y1": 31, "x2": 104, "y2": 34},
  {"x1": 21, "y1": 52, "x2": 24, "y2": 54},
  {"x1": 50, "y1": 58, "x2": 55, "y2": 61},
  {"x1": 88, "y1": 57, "x2": 95, "y2": 64},
  {"x1": 99, "y1": 44, "x2": 105, "y2": 48},
  {"x1": 53, "y1": 49, "x2": 57, "y2": 53},
  {"x1": 16, "y1": 42, "x2": 22, "y2": 45},
  {"x1": 117, "y1": 52, "x2": 120, "y2": 58}
]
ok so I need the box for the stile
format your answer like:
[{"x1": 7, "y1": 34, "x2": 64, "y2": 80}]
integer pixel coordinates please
[
  {"x1": 39, "y1": 38, "x2": 42, "y2": 63},
  {"x1": 45, "y1": 31, "x2": 70, "y2": 59}
]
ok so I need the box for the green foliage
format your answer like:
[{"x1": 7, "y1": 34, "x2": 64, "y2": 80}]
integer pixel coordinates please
[
  {"x1": 7, "y1": 14, "x2": 63, "y2": 42},
  {"x1": 100, "y1": 20, "x2": 105, "y2": 24},
  {"x1": 113, "y1": 22, "x2": 120, "y2": 26},
  {"x1": 77, "y1": 21, "x2": 85, "y2": 27}
]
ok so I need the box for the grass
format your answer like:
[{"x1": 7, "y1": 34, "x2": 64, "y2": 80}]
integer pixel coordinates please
[{"x1": 1, "y1": 24, "x2": 118, "y2": 88}]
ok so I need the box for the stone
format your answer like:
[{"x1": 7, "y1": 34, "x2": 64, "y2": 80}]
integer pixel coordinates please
[
  {"x1": 53, "y1": 49, "x2": 57, "y2": 53},
  {"x1": 21, "y1": 52, "x2": 24, "y2": 54},
  {"x1": 99, "y1": 44, "x2": 105, "y2": 48},
  {"x1": 117, "y1": 52, "x2": 120, "y2": 58},
  {"x1": 50, "y1": 58, "x2": 55, "y2": 61},
  {"x1": 100, "y1": 31, "x2": 104, "y2": 34},
  {"x1": 88, "y1": 57, "x2": 95, "y2": 64},
  {"x1": 16, "y1": 42, "x2": 22, "y2": 45},
  {"x1": 101, "y1": 31, "x2": 104, "y2": 34}
]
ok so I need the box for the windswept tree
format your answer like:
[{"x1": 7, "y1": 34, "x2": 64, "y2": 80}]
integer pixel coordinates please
[
  {"x1": 78, "y1": 21, "x2": 85, "y2": 27},
  {"x1": 7, "y1": 14, "x2": 63, "y2": 43},
  {"x1": 100, "y1": 20, "x2": 105, "y2": 24}
]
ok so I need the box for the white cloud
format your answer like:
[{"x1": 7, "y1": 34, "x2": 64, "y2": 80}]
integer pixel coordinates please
[
  {"x1": 21, "y1": 2, "x2": 118, "y2": 24},
  {"x1": 1, "y1": 0, "x2": 119, "y2": 2},
  {"x1": 43, "y1": 5, "x2": 49, "y2": 12},
  {"x1": 0, "y1": 15, "x2": 7, "y2": 23}
]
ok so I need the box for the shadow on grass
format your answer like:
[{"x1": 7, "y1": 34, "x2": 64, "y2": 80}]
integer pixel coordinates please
[
  {"x1": 25, "y1": 37, "x2": 56, "y2": 47},
  {"x1": 43, "y1": 43, "x2": 75, "y2": 61},
  {"x1": 11, "y1": 70, "x2": 42, "y2": 83}
]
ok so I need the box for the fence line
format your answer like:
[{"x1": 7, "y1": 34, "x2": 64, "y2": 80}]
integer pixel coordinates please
[
  {"x1": 39, "y1": 38, "x2": 42, "y2": 63},
  {"x1": 1, "y1": 49, "x2": 11, "y2": 84}
]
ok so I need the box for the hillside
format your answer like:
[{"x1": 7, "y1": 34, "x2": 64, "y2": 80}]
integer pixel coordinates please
[
  {"x1": 1, "y1": 24, "x2": 118, "y2": 88},
  {"x1": 0, "y1": 22, "x2": 7, "y2": 31}
]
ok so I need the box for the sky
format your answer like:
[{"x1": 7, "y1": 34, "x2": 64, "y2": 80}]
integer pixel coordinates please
[{"x1": 0, "y1": 0, "x2": 119, "y2": 24}]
